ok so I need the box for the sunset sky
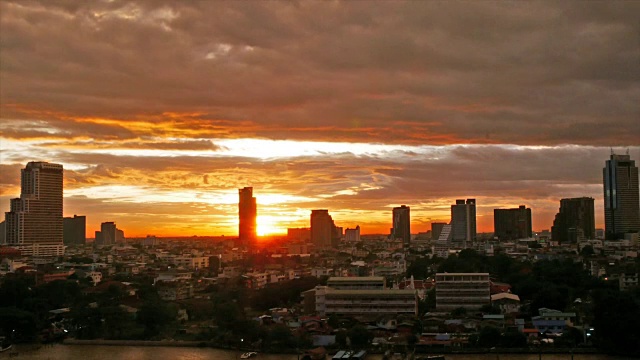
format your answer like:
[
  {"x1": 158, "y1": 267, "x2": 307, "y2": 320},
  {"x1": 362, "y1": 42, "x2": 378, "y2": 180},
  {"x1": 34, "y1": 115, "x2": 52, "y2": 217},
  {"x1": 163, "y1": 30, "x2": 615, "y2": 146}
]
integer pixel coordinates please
[{"x1": 1, "y1": 1, "x2": 639, "y2": 237}]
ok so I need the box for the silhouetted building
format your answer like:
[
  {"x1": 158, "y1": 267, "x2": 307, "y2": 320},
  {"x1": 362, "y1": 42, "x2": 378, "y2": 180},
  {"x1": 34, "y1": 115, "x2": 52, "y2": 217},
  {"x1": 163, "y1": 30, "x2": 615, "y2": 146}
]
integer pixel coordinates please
[
  {"x1": 287, "y1": 228, "x2": 310, "y2": 242},
  {"x1": 391, "y1": 205, "x2": 411, "y2": 249},
  {"x1": 451, "y1": 199, "x2": 476, "y2": 248},
  {"x1": 238, "y1": 187, "x2": 257, "y2": 248},
  {"x1": 311, "y1": 210, "x2": 337, "y2": 249},
  {"x1": 4, "y1": 162, "x2": 64, "y2": 256},
  {"x1": 345, "y1": 225, "x2": 360, "y2": 242},
  {"x1": 551, "y1": 197, "x2": 595, "y2": 243},
  {"x1": 63, "y1": 215, "x2": 86, "y2": 245},
  {"x1": 0, "y1": 221, "x2": 5, "y2": 244},
  {"x1": 494, "y1": 205, "x2": 532, "y2": 240},
  {"x1": 603, "y1": 153, "x2": 639, "y2": 239},
  {"x1": 95, "y1": 221, "x2": 117, "y2": 246},
  {"x1": 431, "y1": 222, "x2": 446, "y2": 242}
]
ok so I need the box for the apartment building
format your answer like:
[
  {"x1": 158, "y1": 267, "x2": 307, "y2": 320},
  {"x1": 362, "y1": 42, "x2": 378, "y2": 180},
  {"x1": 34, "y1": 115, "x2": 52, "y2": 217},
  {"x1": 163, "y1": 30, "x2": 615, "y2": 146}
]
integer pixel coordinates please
[{"x1": 435, "y1": 272, "x2": 490, "y2": 311}]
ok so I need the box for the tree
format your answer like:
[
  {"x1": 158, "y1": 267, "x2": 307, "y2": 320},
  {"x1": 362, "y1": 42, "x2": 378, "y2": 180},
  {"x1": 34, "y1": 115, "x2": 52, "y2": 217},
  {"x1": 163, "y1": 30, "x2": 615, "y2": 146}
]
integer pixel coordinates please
[
  {"x1": 451, "y1": 307, "x2": 467, "y2": 317},
  {"x1": 348, "y1": 324, "x2": 372, "y2": 348},
  {"x1": 580, "y1": 245, "x2": 595, "y2": 258},
  {"x1": 0, "y1": 307, "x2": 37, "y2": 341},
  {"x1": 477, "y1": 326, "x2": 501, "y2": 348},
  {"x1": 137, "y1": 300, "x2": 176, "y2": 337}
]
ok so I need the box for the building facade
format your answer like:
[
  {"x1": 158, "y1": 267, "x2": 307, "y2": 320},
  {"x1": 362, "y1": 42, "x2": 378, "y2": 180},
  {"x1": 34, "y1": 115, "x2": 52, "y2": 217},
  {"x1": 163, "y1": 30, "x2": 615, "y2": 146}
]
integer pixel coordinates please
[
  {"x1": 310, "y1": 210, "x2": 337, "y2": 249},
  {"x1": 494, "y1": 205, "x2": 532, "y2": 240},
  {"x1": 4, "y1": 162, "x2": 64, "y2": 256},
  {"x1": 603, "y1": 153, "x2": 640, "y2": 240},
  {"x1": 391, "y1": 205, "x2": 411, "y2": 249},
  {"x1": 551, "y1": 197, "x2": 595, "y2": 243},
  {"x1": 345, "y1": 225, "x2": 361, "y2": 242},
  {"x1": 238, "y1": 187, "x2": 257, "y2": 248},
  {"x1": 435, "y1": 272, "x2": 490, "y2": 311},
  {"x1": 63, "y1": 215, "x2": 86, "y2": 245},
  {"x1": 451, "y1": 199, "x2": 476, "y2": 248}
]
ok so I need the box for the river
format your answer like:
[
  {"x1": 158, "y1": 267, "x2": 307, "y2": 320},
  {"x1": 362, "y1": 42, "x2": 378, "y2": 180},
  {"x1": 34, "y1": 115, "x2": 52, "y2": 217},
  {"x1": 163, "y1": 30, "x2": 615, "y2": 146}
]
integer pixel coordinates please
[{"x1": 0, "y1": 344, "x2": 628, "y2": 360}]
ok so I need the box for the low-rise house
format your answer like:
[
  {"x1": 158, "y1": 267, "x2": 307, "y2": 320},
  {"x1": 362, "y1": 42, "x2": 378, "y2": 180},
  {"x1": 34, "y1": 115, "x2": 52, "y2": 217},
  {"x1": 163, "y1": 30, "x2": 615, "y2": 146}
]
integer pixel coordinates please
[
  {"x1": 491, "y1": 293, "x2": 521, "y2": 314},
  {"x1": 532, "y1": 308, "x2": 575, "y2": 335}
]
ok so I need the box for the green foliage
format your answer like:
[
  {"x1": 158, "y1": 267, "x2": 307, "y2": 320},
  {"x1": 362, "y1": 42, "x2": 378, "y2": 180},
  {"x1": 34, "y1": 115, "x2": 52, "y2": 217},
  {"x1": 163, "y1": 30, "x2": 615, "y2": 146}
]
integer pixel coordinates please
[
  {"x1": 476, "y1": 326, "x2": 501, "y2": 347},
  {"x1": 451, "y1": 307, "x2": 467, "y2": 317},
  {"x1": 0, "y1": 307, "x2": 37, "y2": 341},
  {"x1": 592, "y1": 288, "x2": 640, "y2": 355},
  {"x1": 348, "y1": 324, "x2": 372, "y2": 348},
  {"x1": 136, "y1": 300, "x2": 176, "y2": 337},
  {"x1": 250, "y1": 276, "x2": 320, "y2": 311},
  {"x1": 479, "y1": 304, "x2": 501, "y2": 315},
  {"x1": 500, "y1": 331, "x2": 527, "y2": 348}
]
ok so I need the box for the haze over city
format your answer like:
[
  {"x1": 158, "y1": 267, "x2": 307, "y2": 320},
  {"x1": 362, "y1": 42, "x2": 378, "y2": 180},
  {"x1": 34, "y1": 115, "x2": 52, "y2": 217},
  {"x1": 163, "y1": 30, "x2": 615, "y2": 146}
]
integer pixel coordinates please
[{"x1": 1, "y1": 1, "x2": 639, "y2": 237}]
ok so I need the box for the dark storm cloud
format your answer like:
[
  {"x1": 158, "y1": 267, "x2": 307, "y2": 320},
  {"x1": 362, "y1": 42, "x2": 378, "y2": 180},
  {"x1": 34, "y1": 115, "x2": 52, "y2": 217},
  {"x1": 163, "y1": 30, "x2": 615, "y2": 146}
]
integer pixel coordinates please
[{"x1": 1, "y1": 0, "x2": 638, "y2": 145}]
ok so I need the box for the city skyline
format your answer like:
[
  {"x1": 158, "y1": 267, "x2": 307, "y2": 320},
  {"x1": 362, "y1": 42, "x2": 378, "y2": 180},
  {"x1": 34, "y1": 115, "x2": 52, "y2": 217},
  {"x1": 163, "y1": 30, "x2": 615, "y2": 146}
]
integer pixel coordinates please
[{"x1": 1, "y1": 1, "x2": 639, "y2": 237}]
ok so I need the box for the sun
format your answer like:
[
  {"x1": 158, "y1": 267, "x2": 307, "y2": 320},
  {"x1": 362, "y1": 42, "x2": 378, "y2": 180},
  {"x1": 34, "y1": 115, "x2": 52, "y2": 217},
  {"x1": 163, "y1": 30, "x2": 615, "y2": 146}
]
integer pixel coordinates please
[{"x1": 257, "y1": 215, "x2": 284, "y2": 236}]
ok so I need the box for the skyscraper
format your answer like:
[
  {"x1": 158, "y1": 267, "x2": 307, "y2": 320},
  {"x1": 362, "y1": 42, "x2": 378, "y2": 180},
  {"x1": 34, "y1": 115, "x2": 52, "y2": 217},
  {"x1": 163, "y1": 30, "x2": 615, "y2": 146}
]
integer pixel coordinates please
[
  {"x1": 451, "y1": 199, "x2": 476, "y2": 248},
  {"x1": 63, "y1": 215, "x2": 86, "y2": 245},
  {"x1": 310, "y1": 209, "x2": 337, "y2": 249},
  {"x1": 238, "y1": 187, "x2": 257, "y2": 248},
  {"x1": 551, "y1": 197, "x2": 595, "y2": 243},
  {"x1": 391, "y1": 205, "x2": 411, "y2": 249},
  {"x1": 4, "y1": 162, "x2": 64, "y2": 256},
  {"x1": 603, "y1": 153, "x2": 640, "y2": 240},
  {"x1": 494, "y1": 205, "x2": 532, "y2": 240}
]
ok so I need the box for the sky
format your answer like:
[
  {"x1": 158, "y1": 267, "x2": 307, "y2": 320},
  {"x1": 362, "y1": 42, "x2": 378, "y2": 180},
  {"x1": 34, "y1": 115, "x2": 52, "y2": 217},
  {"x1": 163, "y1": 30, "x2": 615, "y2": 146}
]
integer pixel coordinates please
[{"x1": 1, "y1": 0, "x2": 639, "y2": 238}]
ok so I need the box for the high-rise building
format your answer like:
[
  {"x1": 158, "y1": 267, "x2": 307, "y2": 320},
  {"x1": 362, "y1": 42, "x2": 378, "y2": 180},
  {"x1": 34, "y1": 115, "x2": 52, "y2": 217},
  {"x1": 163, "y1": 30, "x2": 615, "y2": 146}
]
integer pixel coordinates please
[
  {"x1": 603, "y1": 153, "x2": 639, "y2": 240},
  {"x1": 95, "y1": 221, "x2": 117, "y2": 246},
  {"x1": 494, "y1": 205, "x2": 532, "y2": 240},
  {"x1": 310, "y1": 210, "x2": 337, "y2": 249},
  {"x1": 4, "y1": 162, "x2": 64, "y2": 256},
  {"x1": 431, "y1": 222, "x2": 446, "y2": 242},
  {"x1": 63, "y1": 215, "x2": 86, "y2": 245},
  {"x1": 345, "y1": 225, "x2": 361, "y2": 242},
  {"x1": 391, "y1": 205, "x2": 411, "y2": 249},
  {"x1": 551, "y1": 197, "x2": 595, "y2": 243},
  {"x1": 451, "y1": 199, "x2": 476, "y2": 248},
  {"x1": 238, "y1": 187, "x2": 257, "y2": 247}
]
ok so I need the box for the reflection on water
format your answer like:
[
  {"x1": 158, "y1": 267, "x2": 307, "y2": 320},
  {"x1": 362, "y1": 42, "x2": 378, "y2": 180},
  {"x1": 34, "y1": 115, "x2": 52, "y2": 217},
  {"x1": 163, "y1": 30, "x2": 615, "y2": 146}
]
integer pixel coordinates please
[{"x1": 0, "y1": 344, "x2": 623, "y2": 360}]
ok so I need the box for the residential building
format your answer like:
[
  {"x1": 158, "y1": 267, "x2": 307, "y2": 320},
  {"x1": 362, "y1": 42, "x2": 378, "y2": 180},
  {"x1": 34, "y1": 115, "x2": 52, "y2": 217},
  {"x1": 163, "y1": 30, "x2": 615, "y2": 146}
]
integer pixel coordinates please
[
  {"x1": 287, "y1": 227, "x2": 310, "y2": 242},
  {"x1": 619, "y1": 273, "x2": 638, "y2": 291},
  {"x1": 435, "y1": 272, "x2": 490, "y2": 311},
  {"x1": 431, "y1": 222, "x2": 446, "y2": 243},
  {"x1": 391, "y1": 205, "x2": 411, "y2": 249},
  {"x1": 238, "y1": 187, "x2": 257, "y2": 248},
  {"x1": 551, "y1": 197, "x2": 595, "y2": 243},
  {"x1": 63, "y1": 215, "x2": 86, "y2": 245},
  {"x1": 494, "y1": 206, "x2": 532, "y2": 240},
  {"x1": 603, "y1": 153, "x2": 640, "y2": 239},
  {"x1": 345, "y1": 225, "x2": 361, "y2": 242},
  {"x1": 433, "y1": 224, "x2": 452, "y2": 258},
  {"x1": 327, "y1": 276, "x2": 385, "y2": 290},
  {"x1": 4, "y1": 162, "x2": 64, "y2": 256},
  {"x1": 532, "y1": 308, "x2": 576, "y2": 335},
  {"x1": 314, "y1": 287, "x2": 417, "y2": 318},
  {"x1": 95, "y1": 222, "x2": 117, "y2": 246},
  {"x1": 451, "y1": 199, "x2": 476, "y2": 248},
  {"x1": 310, "y1": 210, "x2": 337, "y2": 249},
  {"x1": 173, "y1": 256, "x2": 210, "y2": 270},
  {"x1": 491, "y1": 293, "x2": 521, "y2": 314}
]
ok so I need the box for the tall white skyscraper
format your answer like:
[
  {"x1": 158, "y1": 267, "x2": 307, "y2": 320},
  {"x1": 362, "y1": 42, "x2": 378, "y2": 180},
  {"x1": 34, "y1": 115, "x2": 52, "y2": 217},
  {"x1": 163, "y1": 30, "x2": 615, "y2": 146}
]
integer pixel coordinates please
[{"x1": 4, "y1": 162, "x2": 64, "y2": 256}]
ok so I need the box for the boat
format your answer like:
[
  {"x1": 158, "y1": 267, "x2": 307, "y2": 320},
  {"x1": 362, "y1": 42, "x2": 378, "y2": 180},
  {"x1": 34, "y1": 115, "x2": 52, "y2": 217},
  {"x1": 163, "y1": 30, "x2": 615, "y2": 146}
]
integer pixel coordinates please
[
  {"x1": 352, "y1": 350, "x2": 367, "y2": 359},
  {"x1": 240, "y1": 352, "x2": 258, "y2": 359},
  {"x1": 0, "y1": 337, "x2": 12, "y2": 352}
]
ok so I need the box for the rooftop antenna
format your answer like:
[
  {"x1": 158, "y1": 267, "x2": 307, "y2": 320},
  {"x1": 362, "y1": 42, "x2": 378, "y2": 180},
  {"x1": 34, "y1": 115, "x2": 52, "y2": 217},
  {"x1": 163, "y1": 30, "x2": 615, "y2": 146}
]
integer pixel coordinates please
[
  {"x1": 610, "y1": 147, "x2": 614, "y2": 155},
  {"x1": 627, "y1": 148, "x2": 630, "y2": 155}
]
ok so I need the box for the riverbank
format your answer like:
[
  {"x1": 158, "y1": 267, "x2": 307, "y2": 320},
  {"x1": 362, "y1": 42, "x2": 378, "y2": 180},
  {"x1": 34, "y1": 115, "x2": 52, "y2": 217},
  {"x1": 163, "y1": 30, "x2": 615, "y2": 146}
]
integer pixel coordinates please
[{"x1": 61, "y1": 339, "x2": 604, "y2": 356}]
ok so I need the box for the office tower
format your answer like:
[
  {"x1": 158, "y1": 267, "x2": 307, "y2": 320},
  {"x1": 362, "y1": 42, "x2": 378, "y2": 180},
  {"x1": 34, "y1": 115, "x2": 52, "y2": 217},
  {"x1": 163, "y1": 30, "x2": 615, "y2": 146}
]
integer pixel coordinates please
[
  {"x1": 311, "y1": 210, "x2": 337, "y2": 249},
  {"x1": 494, "y1": 205, "x2": 532, "y2": 240},
  {"x1": 345, "y1": 225, "x2": 361, "y2": 242},
  {"x1": 431, "y1": 222, "x2": 446, "y2": 242},
  {"x1": 451, "y1": 199, "x2": 476, "y2": 248},
  {"x1": 551, "y1": 197, "x2": 595, "y2": 243},
  {"x1": 4, "y1": 162, "x2": 64, "y2": 256},
  {"x1": 0, "y1": 221, "x2": 5, "y2": 244},
  {"x1": 391, "y1": 205, "x2": 411, "y2": 249},
  {"x1": 63, "y1": 215, "x2": 86, "y2": 245},
  {"x1": 95, "y1": 222, "x2": 117, "y2": 246},
  {"x1": 238, "y1": 187, "x2": 257, "y2": 247},
  {"x1": 603, "y1": 153, "x2": 640, "y2": 239}
]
